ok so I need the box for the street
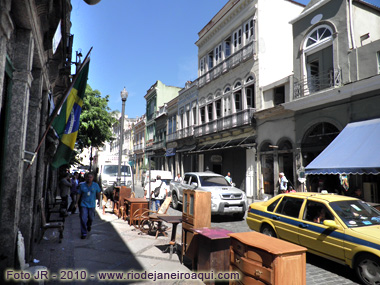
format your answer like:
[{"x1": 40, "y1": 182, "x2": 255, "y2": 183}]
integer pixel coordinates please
[{"x1": 133, "y1": 183, "x2": 360, "y2": 284}]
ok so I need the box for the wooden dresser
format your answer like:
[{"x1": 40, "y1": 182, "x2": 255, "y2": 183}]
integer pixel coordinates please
[
  {"x1": 182, "y1": 189, "x2": 211, "y2": 268},
  {"x1": 229, "y1": 232, "x2": 307, "y2": 285}
]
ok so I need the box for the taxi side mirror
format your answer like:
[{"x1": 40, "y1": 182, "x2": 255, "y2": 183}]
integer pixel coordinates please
[{"x1": 323, "y1": 220, "x2": 338, "y2": 229}]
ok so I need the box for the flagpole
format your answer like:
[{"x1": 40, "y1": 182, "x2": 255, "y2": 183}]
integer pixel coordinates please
[{"x1": 26, "y1": 47, "x2": 93, "y2": 171}]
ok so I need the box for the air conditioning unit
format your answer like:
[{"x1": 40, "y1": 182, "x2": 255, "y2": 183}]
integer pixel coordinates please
[{"x1": 363, "y1": 182, "x2": 378, "y2": 203}]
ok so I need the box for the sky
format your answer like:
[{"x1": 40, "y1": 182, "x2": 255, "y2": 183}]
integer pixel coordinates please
[{"x1": 70, "y1": 0, "x2": 380, "y2": 118}]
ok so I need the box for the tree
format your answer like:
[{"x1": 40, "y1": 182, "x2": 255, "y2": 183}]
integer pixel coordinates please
[{"x1": 75, "y1": 85, "x2": 117, "y2": 164}]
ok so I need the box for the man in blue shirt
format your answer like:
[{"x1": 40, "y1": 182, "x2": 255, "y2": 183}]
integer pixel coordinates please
[{"x1": 76, "y1": 172, "x2": 101, "y2": 239}]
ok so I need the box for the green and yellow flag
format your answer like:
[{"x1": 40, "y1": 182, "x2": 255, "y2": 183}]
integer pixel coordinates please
[{"x1": 51, "y1": 59, "x2": 90, "y2": 169}]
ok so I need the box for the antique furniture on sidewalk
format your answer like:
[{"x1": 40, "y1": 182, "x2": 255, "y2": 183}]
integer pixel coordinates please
[
  {"x1": 157, "y1": 214, "x2": 182, "y2": 259},
  {"x1": 181, "y1": 189, "x2": 211, "y2": 268},
  {"x1": 133, "y1": 197, "x2": 172, "y2": 237},
  {"x1": 193, "y1": 227, "x2": 232, "y2": 280},
  {"x1": 125, "y1": 197, "x2": 149, "y2": 225},
  {"x1": 229, "y1": 232, "x2": 307, "y2": 284},
  {"x1": 113, "y1": 186, "x2": 133, "y2": 218}
]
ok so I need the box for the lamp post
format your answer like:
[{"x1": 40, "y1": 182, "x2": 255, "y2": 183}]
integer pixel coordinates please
[{"x1": 117, "y1": 87, "x2": 128, "y2": 186}]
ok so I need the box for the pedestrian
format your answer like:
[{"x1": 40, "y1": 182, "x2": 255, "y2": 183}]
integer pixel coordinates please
[
  {"x1": 225, "y1": 172, "x2": 232, "y2": 184},
  {"x1": 352, "y1": 188, "x2": 363, "y2": 199},
  {"x1": 102, "y1": 183, "x2": 115, "y2": 215},
  {"x1": 59, "y1": 173, "x2": 72, "y2": 216},
  {"x1": 68, "y1": 172, "x2": 79, "y2": 214},
  {"x1": 278, "y1": 172, "x2": 288, "y2": 194},
  {"x1": 175, "y1": 173, "x2": 182, "y2": 183},
  {"x1": 76, "y1": 172, "x2": 101, "y2": 239},
  {"x1": 151, "y1": 175, "x2": 167, "y2": 211}
]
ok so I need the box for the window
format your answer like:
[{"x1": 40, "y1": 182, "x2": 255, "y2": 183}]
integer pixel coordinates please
[
  {"x1": 303, "y1": 201, "x2": 334, "y2": 224},
  {"x1": 246, "y1": 86, "x2": 254, "y2": 108},
  {"x1": 377, "y1": 51, "x2": 380, "y2": 74},
  {"x1": 224, "y1": 87, "x2": 231, "y2": 93},
  {"x1": 200, "y1": 107, "x2": 206, "y2": 124},
  {"x1": 274, "y1": 86, "x2": 285, "y2": 105},
  {"x1": 215, "y1": 44, "x2": 222, "y2": 64},
  {"x1": 224, "y1": 37, "x2": 231, "y2": 57},
  {"x1": 168, "y1": 117, "x2": 173, "y2": 134},
  {"x1": 200, "y1": 57, "x2": 206, "y2": 75},
  {"x1": 276, "y1": 197, "x2": 304, "y2": 218},
  {"x1": 208, "y1": 51, "x2": 214, "y2": 69},
  {"x1": 267, "y1": 197, "x2": 281, "y2": 212},
  {"x1": 233, "y1": 28, "x2": 242, "y2": 51},
  {"x1": 304, "y1": 25, "x2": 334, "y2": 93},
  {"x1": 306, "y1": 26, "x2": 332, "y2": 49},
  {"x1": 207, "y1": 103, "x2": 213, "y2": 121},
  {"x1": 234, "y1": 92, "x2": 241, "y2": 111},
  {"x1": 244, "y1": 18, "x2": 254, "y2": 43},
  {"x1": 215, "y1": 99, "x2": 221, "y2": 118},
  {"x1": 192, "y1": 107, "x2": 197, "y2": 125}
]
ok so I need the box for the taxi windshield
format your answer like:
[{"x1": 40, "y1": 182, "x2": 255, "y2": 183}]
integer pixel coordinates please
[{"x1": 330, "y1": 200, "x2": 380, "y2": 227}]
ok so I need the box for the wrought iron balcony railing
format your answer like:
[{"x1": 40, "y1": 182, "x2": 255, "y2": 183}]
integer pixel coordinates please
[
  {"x1": 198, "y1": 41, "x2": 255, "y2": 88},
  {"x1": 194, "y1": 108, "x2": 255, "y2": 137},
  {"x1": 293, "y1": 68, "x2": 342, "y2": 99}
]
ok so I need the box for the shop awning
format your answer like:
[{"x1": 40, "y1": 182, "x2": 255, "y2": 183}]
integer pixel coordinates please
[
  {"x1": 305, "y1": 118, "x2": 380, "y2": 175},
  {"x1": 176, "y1": 145, "x2": 196, "y2": 153}
]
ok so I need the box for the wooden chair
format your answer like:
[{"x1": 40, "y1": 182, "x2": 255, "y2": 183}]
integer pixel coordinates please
[
  {"x1": 46, "y1": 191, "x2": 65, "y2": 223},
  {"x1": 39, "y1": 198, "x2": 64, "y2": 243},
  {"x1": 133, "y1": 196, "x2": 172, "y2": 238}
]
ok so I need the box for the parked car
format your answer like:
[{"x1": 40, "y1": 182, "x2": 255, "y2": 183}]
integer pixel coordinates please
[
  {"x1": 246, "y1": 191, "x2": 380, "y2": 284},
  {"x1": 170, "y1": 172, "x2": 247, "y2": 220}
]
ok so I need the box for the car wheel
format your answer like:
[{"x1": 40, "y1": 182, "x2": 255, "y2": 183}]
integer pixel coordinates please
[
  {"x1": 233, "y1": 212, "x2": 245, "y2": 220},
  {"x1": 260, "y1": 224, "x2": 277, "y2": 238},
  {"x1": 172, "y1": 193, "x2": 179, "y2": 210},
  {"x1": 355, "y1": 253, "x2": 380, "y2": 285}
]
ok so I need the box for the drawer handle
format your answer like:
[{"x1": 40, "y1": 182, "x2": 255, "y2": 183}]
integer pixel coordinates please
[
  {"x1": 255, "y1": 270, "x2": 263, "y2": 277},
  {"x1": 235, "y1": 258, "x2": 241, "y2": 264}
]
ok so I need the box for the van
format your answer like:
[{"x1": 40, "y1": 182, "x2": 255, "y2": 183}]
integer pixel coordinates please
[
  {"x1": 144, "y1": 170, "x2": 173, "y2": 186},
  {"x1": 143, "y1": 170, "x2": 173, "y2": 198}
]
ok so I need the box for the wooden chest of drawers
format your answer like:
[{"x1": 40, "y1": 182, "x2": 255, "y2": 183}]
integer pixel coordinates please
[{"x1": 229, "y1": 232, "x2": 307, "y2": 285}]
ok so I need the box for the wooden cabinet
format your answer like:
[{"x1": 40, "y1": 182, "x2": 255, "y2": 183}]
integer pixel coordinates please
[
  {"x1": 125, "y1": 198, "x2": 149, "y2": 225},
  {"x1": 229, "y1": 232, "x2": 307, "y2": 285},
  {"x1": 182, "y1": 190, "x2": 211, "y2": 268}
]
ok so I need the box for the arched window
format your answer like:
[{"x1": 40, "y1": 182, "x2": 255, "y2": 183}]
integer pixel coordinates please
[
  {"x1": 234, "y1": 82, "x2": 242, "y2": 89},
  {"x1": 246, "y1": 75, "x2": 254, "y2": 83},
  {"x1": 224, "y1": 87, "x2": 231, "y2": 93},
  {"x1": 303, "y1": 25, "x2": 335, "y2": 93},
  {"x1": 305, "y1": 26, "x2": 332, "y2": 50}
]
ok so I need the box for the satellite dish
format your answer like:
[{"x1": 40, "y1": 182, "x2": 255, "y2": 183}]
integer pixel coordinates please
[{"x1": 83, "y1": 0, "x2": 101, "y2": 5}]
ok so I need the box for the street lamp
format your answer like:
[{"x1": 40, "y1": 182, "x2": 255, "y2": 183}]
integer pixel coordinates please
[{"x1": 117, "y1": 87, "x2": 128, "y2": 186}]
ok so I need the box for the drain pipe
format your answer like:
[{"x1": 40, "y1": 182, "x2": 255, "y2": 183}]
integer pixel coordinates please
[{"x1": 349, "y1": 0, "x2": 359, "y2": 80}]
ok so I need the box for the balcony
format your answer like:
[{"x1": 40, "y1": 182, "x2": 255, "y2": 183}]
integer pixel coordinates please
[
  {"x1": 198, "y1": 41, "x2": 256, "y2": 88},
  {"x1": 194, "y1": 108, "x2": 255, "y2": 137},
  {"x1": 152, "y1": 140, "x2": 165, "y2": 150},
  {"x1": 133, "y1": 143, "x2": 145, "y2": 152},
  {"x1": 167, "y1": 132, "x2": 177, "y2": 142},
  {"x1": 293, "y1": 68, "x2": 342, "y2": 99}
]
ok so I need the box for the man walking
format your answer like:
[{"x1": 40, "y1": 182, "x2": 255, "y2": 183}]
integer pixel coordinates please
[
  {"x1": 278, "y1": 172, "x2": 288, "y2": 194},
  {"x1": 76, "y1": 172, "x2": 101, "y2": 239}
]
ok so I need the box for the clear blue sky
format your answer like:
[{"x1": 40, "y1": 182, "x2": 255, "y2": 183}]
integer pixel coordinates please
[{"x1": 70, "y1": 0, "x2": 380, "y2": 118}]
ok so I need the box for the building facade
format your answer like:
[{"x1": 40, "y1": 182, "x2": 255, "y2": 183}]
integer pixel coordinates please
[
  {"x1": 144, "y1": 80, "x2": 181, "y2": 170},
  {"x1": 0, "y1": 0, "x2": 73, "y2": 269},
  {"x1": 192, "y1": 0, "x2": 304, "y2": 201},
  {"x1": 286, "y1": 0, "x2": 380, "y2": 199}
]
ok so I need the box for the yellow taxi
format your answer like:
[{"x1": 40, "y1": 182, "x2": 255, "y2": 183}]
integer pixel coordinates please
[{"x1": 246, "y1": 192, "x2": 380, "y2": 285}]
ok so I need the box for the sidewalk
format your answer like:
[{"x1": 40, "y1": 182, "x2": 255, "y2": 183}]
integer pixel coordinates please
[{"x1": 32, "y1": 206, "x2": 202, "y2": 284}]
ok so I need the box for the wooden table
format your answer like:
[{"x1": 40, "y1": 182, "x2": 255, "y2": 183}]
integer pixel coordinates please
[
  {"x1": 193, "y1": 227, "x2": 232, "y2": 280},
  {"x1": 125, "y1": 198, "x2": 149, "y2": 225},
  {"x1": 157, "y1": 215, "x2": 182, "y2": 259}
]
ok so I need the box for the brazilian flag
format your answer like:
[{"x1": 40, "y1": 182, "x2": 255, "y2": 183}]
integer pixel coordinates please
[{"x1": 51, "y1": 59, "x2": 90, "y2": 169}]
